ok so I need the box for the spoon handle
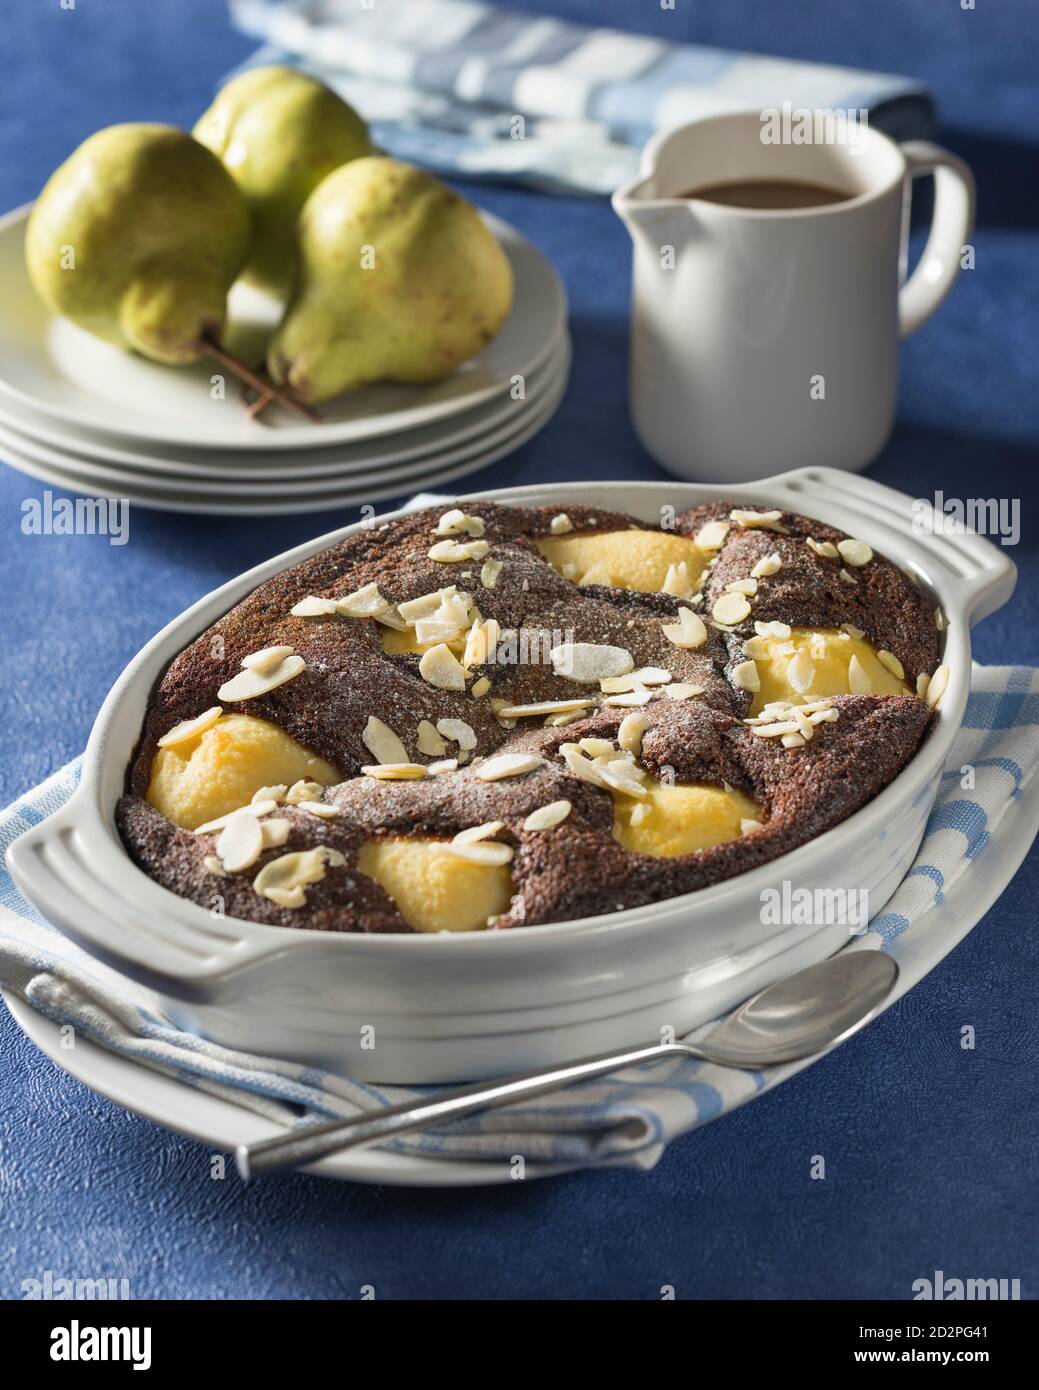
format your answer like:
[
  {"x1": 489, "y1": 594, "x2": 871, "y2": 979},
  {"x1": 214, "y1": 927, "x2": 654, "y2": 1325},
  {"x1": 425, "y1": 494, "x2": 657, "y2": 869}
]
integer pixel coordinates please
[{"x1": 237, "y1": 1040, "x2": 683, "y2": 1179}]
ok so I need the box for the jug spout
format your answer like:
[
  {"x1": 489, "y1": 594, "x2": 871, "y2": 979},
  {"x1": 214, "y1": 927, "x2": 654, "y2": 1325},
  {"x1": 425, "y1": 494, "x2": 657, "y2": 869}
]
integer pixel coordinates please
[{"x1": 611, "y1": 174, "x2": 696, "y2": 252}]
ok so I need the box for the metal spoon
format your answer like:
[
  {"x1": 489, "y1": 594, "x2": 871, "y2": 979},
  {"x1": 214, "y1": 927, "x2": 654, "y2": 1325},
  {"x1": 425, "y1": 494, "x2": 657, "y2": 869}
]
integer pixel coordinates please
[{"x1": 236, "y1": 950, "x2": 897, "y2": 1179}]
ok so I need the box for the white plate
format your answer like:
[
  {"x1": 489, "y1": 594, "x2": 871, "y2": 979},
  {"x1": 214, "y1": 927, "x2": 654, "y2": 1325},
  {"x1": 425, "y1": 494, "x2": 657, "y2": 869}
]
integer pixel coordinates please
[
  {"x1": 6, "y1": 763, "x2": 1035, "y2": 1185},
  {"x1": 0, "y1": 336, "x2": 569, "y2": 502},
  {"x1": 0, "y1": 351, "x2": 569, "y2": 515},
  {"x1": 0, "y1": 347, "x2": 564, "y2": 498},
  {"x1": 0, "y1": 204, "x2": 567, "y2": 451},
  {"x1": 0, "y1": 329, "x2": 564, "y2": 479}
]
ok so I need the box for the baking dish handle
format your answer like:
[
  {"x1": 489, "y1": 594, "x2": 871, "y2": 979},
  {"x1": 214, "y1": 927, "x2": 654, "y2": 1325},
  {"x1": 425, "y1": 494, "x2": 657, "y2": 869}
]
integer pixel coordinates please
[
  {"x1": 6, "y1": 793, "x2": 284, "y2": 996},
  {"x1": 762, "y1": 468, "x2": 1018, "y2": 627}
]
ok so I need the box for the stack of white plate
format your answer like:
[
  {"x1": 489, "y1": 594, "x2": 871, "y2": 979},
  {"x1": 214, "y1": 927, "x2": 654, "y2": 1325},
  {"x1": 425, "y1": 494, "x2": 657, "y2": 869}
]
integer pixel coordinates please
[{"x1": 0, "y1": 206, "x2": 569, "y2": 515}]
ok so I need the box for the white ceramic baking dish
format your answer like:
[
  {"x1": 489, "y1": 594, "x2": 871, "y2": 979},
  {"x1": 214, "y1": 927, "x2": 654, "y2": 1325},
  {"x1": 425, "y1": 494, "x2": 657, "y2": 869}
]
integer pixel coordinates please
[{"x1": 8, "y1": 468, "x2": 1016, "y2": 1082}]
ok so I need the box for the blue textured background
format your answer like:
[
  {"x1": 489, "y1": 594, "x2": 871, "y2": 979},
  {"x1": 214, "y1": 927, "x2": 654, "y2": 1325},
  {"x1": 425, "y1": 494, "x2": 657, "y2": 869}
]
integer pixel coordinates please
[{"x1": 1, "y1": 0, "x2": 1036, "y2": 1300}]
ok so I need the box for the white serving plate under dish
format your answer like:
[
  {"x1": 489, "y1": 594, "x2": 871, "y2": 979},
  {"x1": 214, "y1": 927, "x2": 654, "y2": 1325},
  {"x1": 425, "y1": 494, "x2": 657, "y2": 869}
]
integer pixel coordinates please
[{"x1": 7, "y1": 470, "x2": 1017, "y2": 1084}]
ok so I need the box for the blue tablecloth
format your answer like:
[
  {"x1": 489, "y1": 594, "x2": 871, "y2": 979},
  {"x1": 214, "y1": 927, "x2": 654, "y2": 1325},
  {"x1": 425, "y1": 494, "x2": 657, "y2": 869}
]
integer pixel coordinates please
[{"x1": 1, "y1": 0, "x2": 1036, "y2": 1300}]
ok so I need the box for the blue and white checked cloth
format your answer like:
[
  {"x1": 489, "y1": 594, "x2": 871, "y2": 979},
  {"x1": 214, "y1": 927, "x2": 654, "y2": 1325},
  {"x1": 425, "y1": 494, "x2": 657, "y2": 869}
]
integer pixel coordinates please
[
  {"x1": 226, "y1": 0, "x2": 935, "y2": 194},
  {"x1": 1, "y1": 665, "x2": 1035, "y2": 1170}
]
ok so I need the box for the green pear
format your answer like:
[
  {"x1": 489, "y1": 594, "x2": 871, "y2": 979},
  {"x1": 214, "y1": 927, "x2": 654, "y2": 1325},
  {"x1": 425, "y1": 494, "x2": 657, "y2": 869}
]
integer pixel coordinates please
[
  {"x1": 26, "y1": 124, "x2": 250, "y2": 366},
  {"x1": 267, "y1": 157, "x2": 514, "y2": 403},
  {"x1": 194, "y1": 65, "x2": 371, "y2": 294}
]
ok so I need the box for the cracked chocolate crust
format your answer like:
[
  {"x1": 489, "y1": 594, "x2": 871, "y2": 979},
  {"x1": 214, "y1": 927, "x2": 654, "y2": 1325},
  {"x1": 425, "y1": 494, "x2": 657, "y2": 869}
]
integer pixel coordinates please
[{"x1": 116, "y1": 501, "x2": 940, "y2": 932}]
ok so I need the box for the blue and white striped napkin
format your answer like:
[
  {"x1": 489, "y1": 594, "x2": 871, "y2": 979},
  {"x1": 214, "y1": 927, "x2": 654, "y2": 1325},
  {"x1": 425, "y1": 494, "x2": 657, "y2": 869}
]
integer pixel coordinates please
[
  {"x1": 225, "y1": 0, "x2": 935, "y2": 194},
  {"x1": 1, "y1": 665, "x2": 1035, "y2": 1171}
]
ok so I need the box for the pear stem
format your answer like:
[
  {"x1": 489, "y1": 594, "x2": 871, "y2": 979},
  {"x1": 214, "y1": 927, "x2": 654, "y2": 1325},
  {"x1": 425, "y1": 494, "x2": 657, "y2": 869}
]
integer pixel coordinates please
[
  {"x1": 200, "y1": 332, "x2": 320, "y2": 423},
  {"x1": 246, "y1": 388, "x2": 275, "y2": 420}
]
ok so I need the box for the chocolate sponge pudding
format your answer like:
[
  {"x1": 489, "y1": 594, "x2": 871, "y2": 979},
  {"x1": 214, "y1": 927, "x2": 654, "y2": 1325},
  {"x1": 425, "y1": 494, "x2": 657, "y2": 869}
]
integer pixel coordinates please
[{"x1": 117, "y1": 500, "x2": 947, "y2": 933}]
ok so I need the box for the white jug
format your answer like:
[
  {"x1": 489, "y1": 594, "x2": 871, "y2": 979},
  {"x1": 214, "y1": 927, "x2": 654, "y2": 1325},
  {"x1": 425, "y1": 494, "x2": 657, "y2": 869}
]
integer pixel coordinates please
[{"x1": 612, "y1": 111, "x2": 975, "y2": 482}]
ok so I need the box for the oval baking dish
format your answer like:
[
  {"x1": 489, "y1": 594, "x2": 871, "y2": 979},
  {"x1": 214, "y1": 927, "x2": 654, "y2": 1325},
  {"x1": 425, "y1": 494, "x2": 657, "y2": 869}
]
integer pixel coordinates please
[{"x1": 8, "y1": 468, "x2": 1016, "y2": 1082}]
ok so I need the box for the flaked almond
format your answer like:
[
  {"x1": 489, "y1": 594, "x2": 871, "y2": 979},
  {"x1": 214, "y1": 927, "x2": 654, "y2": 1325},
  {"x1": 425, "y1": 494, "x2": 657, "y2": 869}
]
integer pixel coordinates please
[
  {"x1": 839, "y1": 568, "x2": 858, "y2": 586},
  {"x1": 600, "y1": 667, "x2": 671, "y2": 693},
  {"x1": 548, "y1": 512, "x2": 573, "y2": 535},
  {"x1": 361, "y1": 763, "x2": 428, "y2": 780},
  {"x1": 837, "y1": 538, "x2": 873, "y2": 567},
  {"x1": 434, "y1": 508, "x2": 485, "y2": 538},
  {"x1": 544, "y1": 709, "x2": 584, "y2": 726},
  {"x1": 618, "y1": 711, "x2": 647, "y2": 755},
  {"x1": 578, "y1": 737, "x2": 615, "y2": 758},
  {"x1": 218, "y1": 651, "x2": 305, "y2": 702},
  {"x1": 794, "y1": 708, "x2": 815, "y2": 740},
  {"x1": 926, "y1": 664, "x2": 950, "y2": 709},
  {"x1": 335, "y1": 582, "x2": 389, "y2": 617},
  {"x1": 194, "y1": 799, "x2": 279, "y2": 835},
  {"x1": 418, "y1": 643, "x2": 467, "y2": 691},
  {"x1": 203, "y1": 855, "x2": 227, "y2": 877},
  {"x1": 470, "y1": 676, "x2": 491, "y2": 698},
  {"x1": 427, "y1": 759, "x2": 459, "y2": 775},
  {"x1": 740, "y1": 818, "x2": 764, "y2": 835},
  {"x1": 298, "y1": 800, "x2": 339, "y2": 819},
  {"x1": 806, "y1": 537, "x2": 839, "y2": 559},
  {"x1": 749, "y1": 720, "x2": 801, "y2": 739},
  {"x1": 781, "y1": 732, "x2": 807, "y2": 748},
  {"x1": 290, "y1": 595, "x2": 340, "y2": 617},
  {"x1": 731, "y1": 659, "x2": 761, "y2": 692},
  {"x1": 662, "y1": 607, "x2": 708, "y2": 649},
  {"x1": 362, "y1": 715, "x2": 409, "y2": 765},
  {"x1": 447, "y1": 821, "x2": 509, "y2": 859},
  {"x1": 416, "y1": 719, "x2": 447, "y2": 756},
  {"x1": 253, "y1": 846, "x2": 345, "y2": 909},
  {"x1": 157, "y1": 707, "x2": 222, "y2": 748},
  {"x1": 754, "y1": 620, "x2": 791, "y2": 639},
  {"x1": 711, "y1": 592, "x2": 751, "y2": 626},
  {"x1": 398, "y1": 589, "x2": 447, "y2": 622},
  {"x1": 480, "y1": 558, "x2": 503, "y2": 589},
  {"x1": 436, "y1": 717, "x2": 477, "y2": 751},
  {"x1": 663, "y1": 683, "x2": 704, "y2": 701},
  {"x1": 877, "y1": 650, "x2": 905, "y2": 680},
  {"x1": 445, "y1": 838, "x2": 513, "y2": 867},
  {"x1": 216, "y1": 807, "x2": 264, "y2": 873},
  {"x1": 751, "y1": 552, "x2": 782, "y2": 578},
  {"x1": 242, "y1": 645, "x2": 295, "y2": 673},
  {"x1": 372, "y1": 607, "x2": 409, "y2": 631},
  {"x1": 474, "y1": 752, "x2": 542, "y2": 781},
  {"x1": 786, "y1": 649, "x2": 816, "y2": 694},
  {"x1": 630, "y1": 802, "x2": 652, "y2": 827},
  {"x1": 730, "y1": 509, "x2": 787, "y2": 532},
  {"x1": 847, "y1": 654, "x2": 872, "y2": 694},
  {"x1": 558, "y1": 742, "x2": 615, "y2": 790},
  {"x1": 550, "y1": 641, "x2": 634, "y2": 683},
  {"x1": 808, "y1": 706, "x2": 840, "y2": 725},
  {"x1": 596, "y1": 756, "x2": 649, "y2": 798},
  {"x1": 841, "y1": 623, "x2": 866, "y2": 640},
  {"x1": 726, "y1": 578, "x2": 758, "y2": 596},
  {"x1": 428, "y1": 538, "x2": 489, "y2": 563},
  {"x1": 261, "y1": 818, "x2": 291, "y2": 848},
  {"x1": 252, "y1": 785, "x2": 287, "y2": 805},
  {"x1": 695, "y1": 519, "x2": 729, "y2": 550},
  {"x1": 414, "y1": 617, "x2": 463, "y2": 646},
  {"x1": 523, "y1": 800, "x2": 572, "y2": 831},
  {"x1": 495, "y1": 698, "x2": 593, "y2": 718},
  {"x1": 604, "y1": 687, "x2": 653, "y2": 708},
  {"x1": 285, "y1": 779, "x2": 325, "y2": 805},
  {"x1": 662, "y1": 561, "x2": 695, "y2": 598},
  {"x1": 462, "y1": 617, "x2": 500, "y2": 670},
  {"x1": 916, "y1": 672, "x2": 931, "y2": 700}
]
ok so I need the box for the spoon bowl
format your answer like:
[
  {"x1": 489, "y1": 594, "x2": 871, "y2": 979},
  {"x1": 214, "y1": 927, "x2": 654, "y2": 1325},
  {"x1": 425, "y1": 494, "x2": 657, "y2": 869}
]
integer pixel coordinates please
[{"x1": 696, "y1": 951, "x2": 899, "y2": 1067}]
